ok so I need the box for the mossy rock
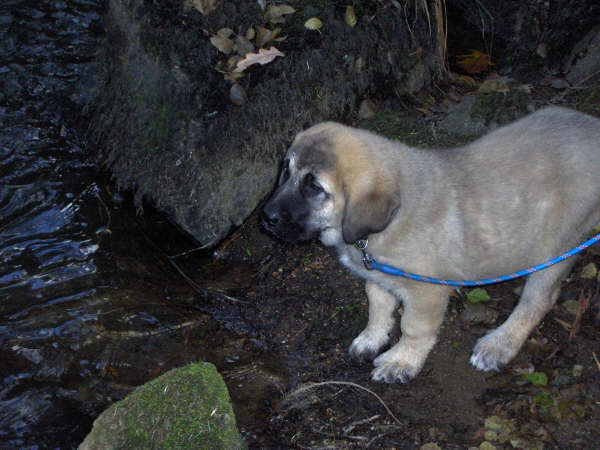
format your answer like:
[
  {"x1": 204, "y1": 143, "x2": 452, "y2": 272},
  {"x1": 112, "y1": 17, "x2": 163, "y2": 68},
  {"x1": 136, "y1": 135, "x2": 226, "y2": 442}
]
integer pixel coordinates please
[
  {"x1": 89, "y1": 0, "x2": 443, "y2": 246},
  {"x1": 79, "y1": 362, "x2": 244, "y2": 450}
]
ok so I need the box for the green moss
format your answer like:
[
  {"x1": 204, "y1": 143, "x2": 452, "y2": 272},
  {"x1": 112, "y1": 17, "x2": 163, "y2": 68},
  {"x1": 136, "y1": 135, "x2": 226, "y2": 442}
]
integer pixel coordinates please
[{"x1": 80, "y1": 362, "x2": 244, "y2": 449}]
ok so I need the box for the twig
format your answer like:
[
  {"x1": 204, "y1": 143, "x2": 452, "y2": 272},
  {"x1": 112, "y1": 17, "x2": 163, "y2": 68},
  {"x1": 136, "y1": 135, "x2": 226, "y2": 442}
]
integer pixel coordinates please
[
  {"x1": 343, "y1": 415, "x2": 381, "y2": 434},
  {"x1": 284, "y1": 381, "x2": 403, "y2": 427},
  {"x1": 212, "y1": 227, "x2": 244, "y2": 259},
  {"x1": 569, "y1": 288, "x2": 592, "y2": 341},
  {"x1": 593, "y1": 352, "x2": 600, "y2": 372},
  {"x1": 167, "y1": 256, "x2": 250, "y2": 304},
  {"x1": 554, "y1": 317, "x2": 572, "y2": 331},
  {"x1": 551, "y1": 69, "x2": 600, "y2": 102}
]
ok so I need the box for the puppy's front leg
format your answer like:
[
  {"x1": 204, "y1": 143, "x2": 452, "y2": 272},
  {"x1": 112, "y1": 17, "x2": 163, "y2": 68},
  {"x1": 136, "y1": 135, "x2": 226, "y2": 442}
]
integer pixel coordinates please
[
  {"x1": 349, "y1": 281, "x2": 399, "y2": 362},
  {"x1": 371, "y1": 284, "x2": 451, "y2": 383}
]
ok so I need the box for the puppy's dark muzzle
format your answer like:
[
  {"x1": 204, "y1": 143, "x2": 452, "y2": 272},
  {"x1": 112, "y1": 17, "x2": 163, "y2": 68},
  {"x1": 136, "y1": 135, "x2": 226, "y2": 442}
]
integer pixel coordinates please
[
  {"x1": 262, "y1": 201, "x2": 290, "y2": 238},
  {"x1": 262, "y1": 199, "x2": 312, "y2": 243}
]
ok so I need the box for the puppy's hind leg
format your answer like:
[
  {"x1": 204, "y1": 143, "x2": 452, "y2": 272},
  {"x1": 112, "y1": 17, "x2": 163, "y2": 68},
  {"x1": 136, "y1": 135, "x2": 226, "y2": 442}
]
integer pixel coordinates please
[
  {"x1": 349, "y1": 281, "x2": 399, "y2": 362},
  {"x1": 471, "y1": 259, "x2": 576, "y2": 372},
  {"x1": 371, "y1": 284, "x2": 451, "y2": 383}
]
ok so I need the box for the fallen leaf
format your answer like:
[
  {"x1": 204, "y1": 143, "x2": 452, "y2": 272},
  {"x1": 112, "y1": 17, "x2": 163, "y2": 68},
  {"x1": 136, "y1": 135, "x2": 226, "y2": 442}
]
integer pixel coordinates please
[
  {"x1": 186, "y1": 0, "x2": 221, "y2": 15},
  {"x1": 466, "y1": 287, "x2": 491, "y2": 303},
  {"x1": 477, "y1": 78, "x2": 509, "y2": 94},
  {"x1": 234, "y1": 35, "x2": 254, "y2": 56},
  {"x1": 456, "y1": 74, "x2": 478, "y2": 88},
  {"x1": 265, "y1": 4, "x2": 295, "y2": 24},
  {"x1": 358, "y1": 99, "x2": 378, "y2": 119},
  {"x1": 304, "y1": 17, "x2": 323, "y2": 31},
  {"x1": 523, "y1": 372, "x2": 548, "y2": 386},
  {"x1": 216, "y1": 27, "x2": 234, "y2": 38},
  {"x1": 345, "y1": 5, "x2": 357, "y2": 27},
  {"x1": 210, "y1": 35, "x2": 233, "y2": 54},
  {"x1": 457, "y1": 49, "x2": 494, "y2": 75},
  {"x1": 245, "y1": 27, "x2": 255, "y2": 41},
  {"x1": 233, "y1": 46, "x2": 285, "y2": 72},
  {"x1": 255, "y1": 26, "x2": 272, "y2": 47}
]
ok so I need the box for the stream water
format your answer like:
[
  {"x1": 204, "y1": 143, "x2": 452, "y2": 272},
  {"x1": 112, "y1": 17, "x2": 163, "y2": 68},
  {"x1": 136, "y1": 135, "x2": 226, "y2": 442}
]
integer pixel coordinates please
[{"x1": 0, "y1": 1, "x2": 283, "y2": 447}]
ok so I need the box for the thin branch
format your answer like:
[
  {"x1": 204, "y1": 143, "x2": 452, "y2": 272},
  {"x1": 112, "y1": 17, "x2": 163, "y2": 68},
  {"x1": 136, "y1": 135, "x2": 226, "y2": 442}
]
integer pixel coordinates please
[{"x1": 285, "y1": 381, "x2": 403, "y2": 427}]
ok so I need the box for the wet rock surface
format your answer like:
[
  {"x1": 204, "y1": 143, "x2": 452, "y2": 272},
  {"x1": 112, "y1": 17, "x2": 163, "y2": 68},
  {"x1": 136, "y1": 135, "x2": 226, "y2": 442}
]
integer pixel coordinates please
[{"x1": 89, "y1": 0, "x2": 443, "y2": 246}]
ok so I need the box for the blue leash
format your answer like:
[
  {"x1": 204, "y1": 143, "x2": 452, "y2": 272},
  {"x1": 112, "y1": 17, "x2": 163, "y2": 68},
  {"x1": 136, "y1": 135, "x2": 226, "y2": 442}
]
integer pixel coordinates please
[{"x1": 358, "y1": 233, "x2": 600, "y2": 287}]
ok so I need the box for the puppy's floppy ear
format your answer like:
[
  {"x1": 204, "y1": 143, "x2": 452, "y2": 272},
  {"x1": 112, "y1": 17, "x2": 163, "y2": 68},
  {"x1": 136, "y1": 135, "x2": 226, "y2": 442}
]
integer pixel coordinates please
[{"x1": 341, "y1": 181, "x2": 400, "y2": 244}]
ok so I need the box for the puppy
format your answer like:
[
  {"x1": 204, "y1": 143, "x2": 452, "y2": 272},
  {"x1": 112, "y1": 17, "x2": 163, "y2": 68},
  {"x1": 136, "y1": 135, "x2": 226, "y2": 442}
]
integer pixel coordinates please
[{"x1": 263, "y1": 107, "x2": 600, "y2": 383}]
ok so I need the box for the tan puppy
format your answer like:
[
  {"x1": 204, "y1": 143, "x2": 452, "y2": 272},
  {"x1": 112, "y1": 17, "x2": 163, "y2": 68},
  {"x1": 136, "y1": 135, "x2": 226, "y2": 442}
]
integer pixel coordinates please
[{"x1": 263, "y1": 107, "x2": 600, "y2": 383}]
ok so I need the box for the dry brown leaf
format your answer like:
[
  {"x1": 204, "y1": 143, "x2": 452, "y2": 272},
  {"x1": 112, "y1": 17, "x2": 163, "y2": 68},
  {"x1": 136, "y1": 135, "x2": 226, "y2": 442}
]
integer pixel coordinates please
[
  {"x1": 226, "y1": 55, "x2": 242, "y2": 72},
  {"x1": 255, "y1": 26, "x2": 272, "y2": 47},
  {"x1": 456, "y1": 74, "x2": 478, "y2": 88},
  {"x1": 186, "y1": 0, "x2": 221, "y2": 15},
  {"x1": 457, "y1": 49, "x2": 494, "y2": 75},
  {"x1": 265, "y1": 4, "x2": 295, "y2": 24},
  {"x1": 210, "y1": 35, "x2": 233, "y2": 54},
  {"x1": 233, "y1": 46, "x2": 285, "y2": 72},
  {"x1": 234, "y1": 35, "x2": 254, "y2": 56},
  {"x1": 216, "y1": 27, "x2": 234, "y2": 38},
  {"x1": 345, "y1": 6, "x2": 357, "y2": 27}
]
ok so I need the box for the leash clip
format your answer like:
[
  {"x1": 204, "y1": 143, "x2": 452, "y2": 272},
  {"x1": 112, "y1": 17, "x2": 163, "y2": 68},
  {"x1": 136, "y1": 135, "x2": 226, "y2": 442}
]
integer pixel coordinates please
[{"x1": 355, "y1": 238, "x2": 373, "y2": 270}]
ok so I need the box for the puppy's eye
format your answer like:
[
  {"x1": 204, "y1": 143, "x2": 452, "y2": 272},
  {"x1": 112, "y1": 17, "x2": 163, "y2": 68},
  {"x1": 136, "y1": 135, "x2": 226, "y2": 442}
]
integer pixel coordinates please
[{"x1": 303, "y1": 173, "x2": 324, "y2": 195}]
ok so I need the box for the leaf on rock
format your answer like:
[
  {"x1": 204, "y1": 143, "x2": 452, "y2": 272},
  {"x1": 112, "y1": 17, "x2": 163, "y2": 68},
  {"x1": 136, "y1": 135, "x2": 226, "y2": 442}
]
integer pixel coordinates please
[
  {"x1": 457, "y1": 49, "x2": 494, "y2": 75},
  {"x1": 185, "y1": 0, "x2": 221, "y2": 15},
  {"x1": 234, "y1": 35, "x2": 254, "y2": 56},
  {"x1": 304, "y1": 17, "x2": 323, "y2": 31},
  {"x1": 233, "y1": 46, "x2": 285, "y2": 73},
  {"x1": 216, "y1": 27, "x2": 234, "y2": 38},
  {"x1": 265, "y1": 4, "x2": 295, "y2": 24},
  {"x1": 210, "y1": 35, "x2": 234, "y2": 54},
  {"x1": 345, "y1": 6, "x2": 357, "y2": 27},
  {"x1": 255, "y1": 26, "x2": 273, "y2": 47}
]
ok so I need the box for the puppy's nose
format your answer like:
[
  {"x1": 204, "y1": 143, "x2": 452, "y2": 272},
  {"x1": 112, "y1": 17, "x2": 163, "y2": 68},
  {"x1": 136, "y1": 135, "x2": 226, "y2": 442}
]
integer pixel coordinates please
[{"x1": 262, "y1": 206, "x2": 280, "y2": 227}]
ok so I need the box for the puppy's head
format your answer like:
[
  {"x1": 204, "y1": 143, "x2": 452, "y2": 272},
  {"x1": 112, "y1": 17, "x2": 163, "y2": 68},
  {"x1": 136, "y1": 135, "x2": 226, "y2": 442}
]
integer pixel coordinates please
[{"x1": 262, "y1": 122, "x2": 400, "y2": 246}]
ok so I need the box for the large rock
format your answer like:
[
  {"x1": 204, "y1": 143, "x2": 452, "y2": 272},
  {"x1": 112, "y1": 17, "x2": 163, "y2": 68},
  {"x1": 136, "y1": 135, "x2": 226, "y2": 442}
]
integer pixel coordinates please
[
  {"x1": 564, "y1": 27, "x2": 600, "y2": 85},
  {"x1": 79, "y1": 362, "x2": 243, "y2": 449},
  {"x1": 89, "y1": 0, "x2": 443, "y2": 246}
]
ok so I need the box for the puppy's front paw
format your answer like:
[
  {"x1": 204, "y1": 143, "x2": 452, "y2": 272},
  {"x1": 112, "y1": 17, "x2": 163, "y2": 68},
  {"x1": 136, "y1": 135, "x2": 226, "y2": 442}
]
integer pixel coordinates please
[
  {"x1": 349, "y1": 329, "x2": 388, "y2": 362},
  {"x1": 371, "y1": 361, "x2": 417, "y2": 383},
  {"x1": 370, "y1": 348, "x2": 421, "y2": 383},
  {"x1": 470, "y1": 329, "x2": 519, "y2": 371}
]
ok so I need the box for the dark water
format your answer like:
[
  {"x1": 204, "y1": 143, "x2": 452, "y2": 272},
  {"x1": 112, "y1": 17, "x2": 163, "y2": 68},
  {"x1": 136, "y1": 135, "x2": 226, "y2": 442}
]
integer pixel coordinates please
[{"x1": 0, "y1": 1, "x2": 282, "y2": 447}]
